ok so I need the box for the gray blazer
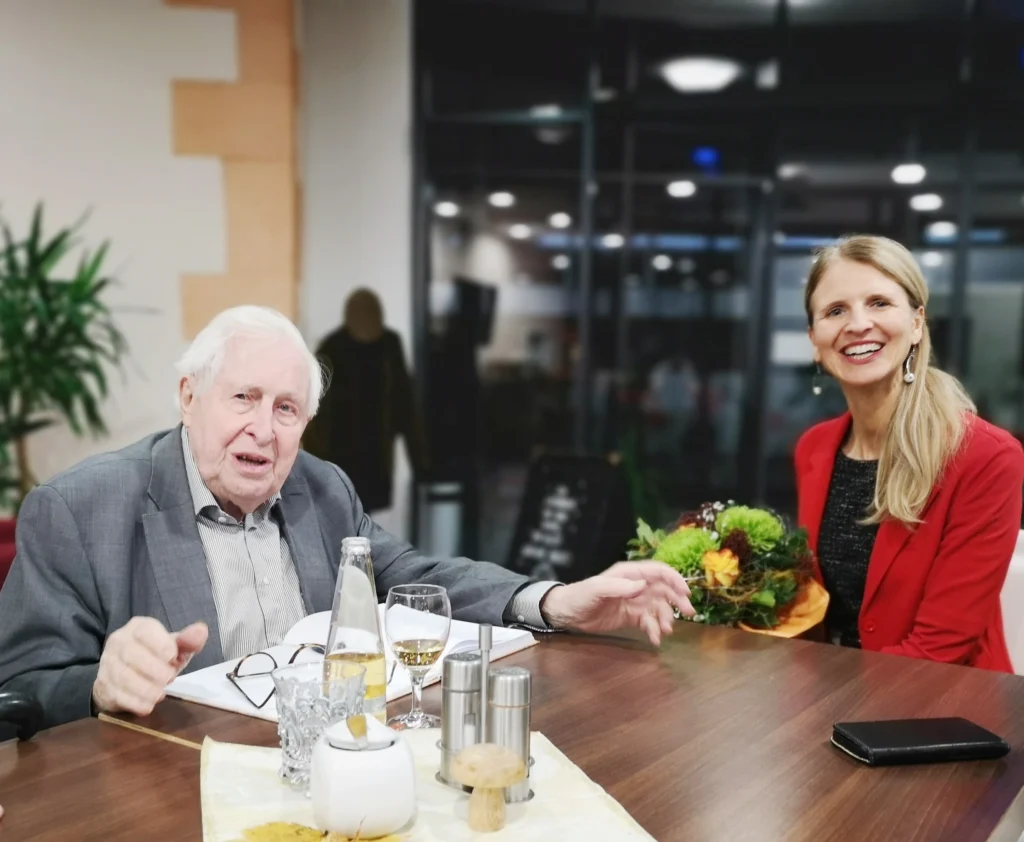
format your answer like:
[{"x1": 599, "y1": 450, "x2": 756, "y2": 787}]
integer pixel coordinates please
[{"x1": 0, "y1": 427, "x2": 529, "y2": 728}]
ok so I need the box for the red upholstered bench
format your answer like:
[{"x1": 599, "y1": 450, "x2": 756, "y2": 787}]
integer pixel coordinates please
[{"x1": 0, "y1": 519, "x2": 15, "y2": 590}]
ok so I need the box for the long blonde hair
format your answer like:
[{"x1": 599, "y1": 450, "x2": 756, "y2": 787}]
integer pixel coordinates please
[{"x1": 804, "y1": 235, "x2": 976, "y2": 525}]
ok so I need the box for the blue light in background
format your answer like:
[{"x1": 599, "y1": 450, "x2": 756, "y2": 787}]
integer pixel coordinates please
[{"x1": 692, "y1": 146, "x2": 720, "y2": 170}]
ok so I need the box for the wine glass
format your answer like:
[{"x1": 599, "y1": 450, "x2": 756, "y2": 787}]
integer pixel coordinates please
[{"x1": 384, "y1": 584, "x2": 451, "y2": 730}]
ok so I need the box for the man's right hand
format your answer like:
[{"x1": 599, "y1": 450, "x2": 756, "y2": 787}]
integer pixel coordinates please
[{"x1": 91, "y1": 618, "x2": 208, "y2": 717}]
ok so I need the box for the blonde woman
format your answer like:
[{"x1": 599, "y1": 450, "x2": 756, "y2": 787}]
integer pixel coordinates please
[{"x1": 796, "y1": 235, "x2": 1024, "y2": 671}]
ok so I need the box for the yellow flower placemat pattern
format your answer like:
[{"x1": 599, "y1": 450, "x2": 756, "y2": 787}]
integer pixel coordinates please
[{"x1": 200, "y1": 731, "x2": 654, "y2": 842}]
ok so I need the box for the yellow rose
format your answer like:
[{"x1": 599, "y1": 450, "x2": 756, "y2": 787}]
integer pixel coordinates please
[{"x1": 702, "y1": 549, "x2": 740, "y2": 588}]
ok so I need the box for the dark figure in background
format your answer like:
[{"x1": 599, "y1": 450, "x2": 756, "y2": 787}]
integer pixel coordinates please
[{"x1": 303, "y1": 289, "x2": 428, "y2": 512}]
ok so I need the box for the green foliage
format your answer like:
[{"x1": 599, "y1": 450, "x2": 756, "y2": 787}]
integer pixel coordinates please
[
  {"x1": 715, "y1": 506, "x2": 784, "y2": 553},
  {"x1": 625, "y1": 518, "x2": 667, "y2": 560},
  {"x1": 652, "y1": 526, "x2": 719, "y2": 577},
  {"x1": 0, "y1": 203, "x2": 127, "y2": 511}
]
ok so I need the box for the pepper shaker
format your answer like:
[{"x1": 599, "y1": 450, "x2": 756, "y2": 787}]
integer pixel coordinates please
[
  {"x1": 486, "y1": 666, "x2": 533, "y2": 802},
  {"x1": 438, "y1": 650, "x2": 482, "y2": 790}
]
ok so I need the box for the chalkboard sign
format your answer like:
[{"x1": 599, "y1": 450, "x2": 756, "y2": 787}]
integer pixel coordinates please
[{"x1": 505, "y1": 451, "x2": 634, "y2": 585}]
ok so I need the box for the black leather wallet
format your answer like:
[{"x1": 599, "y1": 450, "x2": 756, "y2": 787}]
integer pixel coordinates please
[{"x1": 831, "y1": 717, "x2": 1010, "y2": 766}]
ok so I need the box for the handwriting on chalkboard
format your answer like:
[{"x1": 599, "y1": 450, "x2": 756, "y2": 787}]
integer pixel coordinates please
[
  {"x1": 507, "y1": 453, "x2": 632, "y2": 585},
  {"x1": 516, "y1": 483, "x2": 585, "y2": 580}
]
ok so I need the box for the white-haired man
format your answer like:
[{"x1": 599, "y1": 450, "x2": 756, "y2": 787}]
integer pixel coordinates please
[{"x1": 0, "y1": 306, "x2": 693, "y2": 729}]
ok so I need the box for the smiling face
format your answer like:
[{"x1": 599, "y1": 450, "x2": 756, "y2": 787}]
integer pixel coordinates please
[
  {"x1": 179, "y1": 334, "x2": 310, "y2": 518},
  {"x1": 808, "y1": 258, "x2": 924, "y2": 393}
]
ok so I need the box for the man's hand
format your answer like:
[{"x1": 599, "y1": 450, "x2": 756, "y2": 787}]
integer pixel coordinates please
[
  {"x1": 540, "y1": 561, "x2": 694, "y2": 646},
  {"x1": 91, "y1": 618, "x2": 209, "y2": 717}
]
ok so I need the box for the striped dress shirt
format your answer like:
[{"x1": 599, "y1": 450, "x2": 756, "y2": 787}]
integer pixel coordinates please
[{"x1": 181, "y1": 429, "x2": 306, "y2": 659}]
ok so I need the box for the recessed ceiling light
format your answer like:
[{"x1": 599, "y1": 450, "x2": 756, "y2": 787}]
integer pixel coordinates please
[
  {"x1": 755, "y1": 59, "x2": 779, "y2": 90},
  {"x1": 891, "y1": 163, "x2": 927, "y2": 185},
  {"x1": 778, "y1": 163, "x2": 804, "y2": 180},
  {"x1": 659, "y1": 56, "x2": 743, "y2": 93},
  {"x1": 488, "y1": 191, "x2": 515, "y2": 208},
  {"x1": 552, "y1": 254, "x2": 571, "y2": 270},
  {"x1": 927, "y1": 221, "x2": 958, "y2": 239},
  {"x1": 601, "y1": 233, "x2": 625, "y2": 249},
  {"x1": 530, "y1": 104, "x2": 563, "y2": 118},
  {"x1": 910, "y1": 193, "x2": 943, "y2": 212},
  {"x1": 921, "y1": 251, "x2": 944, "y2": 268},
  {"x1": 667, "y1": 180, "x2": 697, "y2": 199},
  {"x1": 548, "y1": 212, "x2": 572, "y2": 229},
  {"x1": 652, "y1": 254, "x2": 672, "y2": 271},
  {"x1": 508, "y1": 224, "x2": 532, "y2": 240},
  {"x1": 434, "y1": 201, "x2": 459, "y2": 218}
]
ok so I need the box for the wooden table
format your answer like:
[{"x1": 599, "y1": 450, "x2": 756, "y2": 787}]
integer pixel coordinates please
[{"x1": 4, "y1": 626, "x2": 1024, "y2": 841}]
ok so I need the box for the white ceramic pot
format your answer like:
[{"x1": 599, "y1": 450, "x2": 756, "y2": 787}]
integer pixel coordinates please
[{"x1": 310, "y1": 717, "x2": 417, "y2": 838}]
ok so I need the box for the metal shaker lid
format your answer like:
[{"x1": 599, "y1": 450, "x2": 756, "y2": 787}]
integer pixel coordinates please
[
  {"x1": 442, "y1": 650, "x2": 483, "y2": 691},
  {"x1": 487, "y1": 666, "x2": 531, "y2": 706}
]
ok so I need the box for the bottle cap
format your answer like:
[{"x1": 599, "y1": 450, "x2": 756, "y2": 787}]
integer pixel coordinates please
[
  {"x1": 442, "y1": 650, "x2": 483, "y2": 692},
  {"x1": 488, "y1": 667, "x2": 531, "y2": 707},
  {"x1": 341, "y1": 536, "x2": 371, "y2": 554}
]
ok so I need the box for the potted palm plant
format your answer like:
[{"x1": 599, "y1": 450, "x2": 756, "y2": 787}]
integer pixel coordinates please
[{"x1": 0, "y1": 203, "x2": 127, "y2": 584}]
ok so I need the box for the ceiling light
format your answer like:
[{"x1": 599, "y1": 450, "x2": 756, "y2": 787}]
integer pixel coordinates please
[
  {"x1": 601, "y1": 233, "x2": 625, "y2": 249},
  {"x1": 927, "y1": 221, "x2": 958, "y2": 240},
  {"x1": 548, "y1": 212, "x2": 572, "y2": 229},
  {"x1": 678, "y1": 258, "x2": 696, "y2": 273},
  {"x1": 508, "y1": 224, "x2": 532, "y2": 240},
  {"x1": 755, "y1": 59, "x2": 779, "y2": 90},
  {"x1": 488, "y1": 191, "x2": 515, "y2": 208},
  {"x1": 667, "y1": 180, "x2": 697, "y2": 199},
  {"x1": 659, "y1": 56, "x2": 743, "y2": 93},
  {"x1": 434, "y1": 201, "x2": 459, "y2": 218},
  {"x1": 652, "y1": 254, "x2": 672, "y2": 271},
  {"x1": 778, "y1": 163, "x2": 804, "y2": 180},
  {"x1": 530, "y1": 104, "x2": 563, "y2": 118},
  {"x1": 927, "y1": 221, "x2": 958, "y2": 239},
  {"x1": 891, "y1": 163, "x2": 926, "y2": 185},
  {"x1": 910, "y1": 193, "x2": 943, "y2": 212},
  {"x1": 921, "y1": 252, "x2": 944, "y2": 268},
  {"x1": 593, "y1": 87, "x2": 617, "y2": 103},
  {"x1": 552, "y1": 255, "x2": 571, "y2": 270}
]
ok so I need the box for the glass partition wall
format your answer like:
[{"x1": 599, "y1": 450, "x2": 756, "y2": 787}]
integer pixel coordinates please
[{"x1": 413, "y1": 0, "x2": 1024, "y2": 556}]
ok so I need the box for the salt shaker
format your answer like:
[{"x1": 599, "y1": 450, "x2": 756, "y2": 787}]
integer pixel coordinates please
[
  {"x1": 486, "y1": 666, "x2": 533, "y2": 802},
  {"x1": 438, "y1": 650, "x2": 482, "y2": 790}
]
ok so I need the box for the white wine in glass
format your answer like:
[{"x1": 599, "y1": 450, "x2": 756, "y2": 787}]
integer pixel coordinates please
[{"x1": 385, "y1": 584, "x2": 451, "y2": 730}]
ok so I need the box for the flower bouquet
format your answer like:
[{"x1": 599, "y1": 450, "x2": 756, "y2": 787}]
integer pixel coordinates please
[{"x1": 627, "y1": 501, "x2": 829, "y2": 637}]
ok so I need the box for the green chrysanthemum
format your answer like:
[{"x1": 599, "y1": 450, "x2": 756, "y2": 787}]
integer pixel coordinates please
[
  {"x1": 652, "y1": 526, "x2": 719, "y2": 576},
  {"x1": 715, "y1": 506, "x2": 784, "y2": 553}
]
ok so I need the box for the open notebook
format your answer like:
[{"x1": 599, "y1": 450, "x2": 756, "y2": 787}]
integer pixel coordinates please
[{"x1": 165, "y1": 605, "x2": 537, "y2": 723}]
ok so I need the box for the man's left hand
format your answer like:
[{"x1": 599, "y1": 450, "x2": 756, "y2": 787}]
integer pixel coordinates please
[{"x1": 539, "y1": 561, "x2": 695, "y2": 646}]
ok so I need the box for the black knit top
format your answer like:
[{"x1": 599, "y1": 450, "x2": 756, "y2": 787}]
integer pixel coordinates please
[{"x1": 817, "y1": 451, "x2": 880, "y2": 648}]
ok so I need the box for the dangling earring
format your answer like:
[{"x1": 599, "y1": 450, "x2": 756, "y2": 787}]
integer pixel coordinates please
[
  {"x1": 812, "y1": 363, "x2": 824, "y2": 396},
  {"x1": 903, "y1": 346, "x2": 917, "y2": 384}
]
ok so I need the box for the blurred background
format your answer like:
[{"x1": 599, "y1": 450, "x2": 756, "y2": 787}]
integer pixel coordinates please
[{"x1": 2, "y1": 0, "x2": 1024, "y2": 579}]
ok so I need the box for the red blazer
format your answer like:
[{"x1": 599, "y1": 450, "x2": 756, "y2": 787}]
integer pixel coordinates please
[{"x1": 795, "y1": 413, "x2": 1024, "y2": 672}]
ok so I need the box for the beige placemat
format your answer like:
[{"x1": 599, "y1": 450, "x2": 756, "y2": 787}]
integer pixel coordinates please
[{"x1": 200, "y1": 730, "x2": 654, "y2": 841}]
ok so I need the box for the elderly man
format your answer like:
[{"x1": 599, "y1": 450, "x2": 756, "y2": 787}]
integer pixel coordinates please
[{"x1": 0, "y1": 306, "x2": 692, "y2": 729}]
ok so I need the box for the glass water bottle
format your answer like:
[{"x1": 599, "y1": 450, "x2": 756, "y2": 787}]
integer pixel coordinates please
[{"x1": 324, "y1": 536, "x2": 388, "y2": 722}]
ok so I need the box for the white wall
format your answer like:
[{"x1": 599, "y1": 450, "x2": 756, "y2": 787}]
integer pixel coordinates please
[
  {"x1": 0, "y1": 0, "x2": 234, "y2": 486},
  {"x1": 300, "y1": 0, "x2": 415, "y2": 539}
]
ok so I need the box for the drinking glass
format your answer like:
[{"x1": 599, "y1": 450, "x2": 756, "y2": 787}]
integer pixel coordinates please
[
  {"x1": 385, "y1": 584, "x2": 451, "y2": 730},
  {"x1": 272, "y1": 660, "x2": 366, "y2": 791}
]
